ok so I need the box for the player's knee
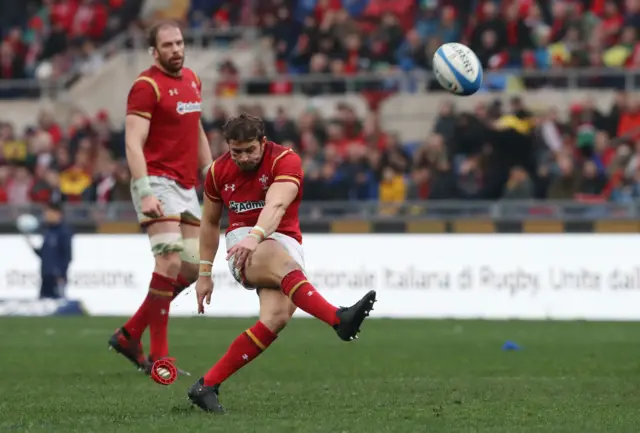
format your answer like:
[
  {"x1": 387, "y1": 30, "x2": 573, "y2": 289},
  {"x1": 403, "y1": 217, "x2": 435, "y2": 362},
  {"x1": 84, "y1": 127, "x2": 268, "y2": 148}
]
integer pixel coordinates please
[
  {"x1": 281, "y1": 258, "x2": 302, "y2": 278},
  {"x1": 155, "y1": 253, "x2": 182, "y2": 277},
  {"x1": 260, "y1": 305, "x2": 293, "y2": 333},
  {"x1": 150, "y1": 232, "x2": 184, "y2": 277},
  {"x1": 180, "y1": 262, "x2": 199, "y2": 284},
  {"x1": 179, "y1": 237, "x2": 200, "y2": 265},
  {"x1": 263, "y1": 254, "x2": 302, "y2": 286}
]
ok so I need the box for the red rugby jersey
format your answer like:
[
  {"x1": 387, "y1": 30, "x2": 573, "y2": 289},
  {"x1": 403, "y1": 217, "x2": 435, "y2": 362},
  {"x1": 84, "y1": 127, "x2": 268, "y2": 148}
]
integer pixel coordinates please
[
  {"x1": 126, "y1": 65, "x2": 202, "y2": 189},
  {"x1": 204, "y1": 141, "x2": 303, "y2": 243}
]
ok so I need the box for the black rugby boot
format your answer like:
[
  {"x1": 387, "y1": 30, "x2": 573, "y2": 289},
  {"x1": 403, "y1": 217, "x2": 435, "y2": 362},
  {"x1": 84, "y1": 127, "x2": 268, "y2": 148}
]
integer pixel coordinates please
[
  {"x1": 334, "y1": 290, "x2": 377, "y2": 341},
  {"x1": 188, "y1": 378, "x2": 226, "y2": 413}
]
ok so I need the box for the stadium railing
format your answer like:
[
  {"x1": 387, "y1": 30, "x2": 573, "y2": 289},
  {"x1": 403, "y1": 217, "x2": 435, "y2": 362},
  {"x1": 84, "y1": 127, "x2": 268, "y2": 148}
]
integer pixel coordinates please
[{"x1": 1, "y1": 201, "x2": 637, "y2": 226}]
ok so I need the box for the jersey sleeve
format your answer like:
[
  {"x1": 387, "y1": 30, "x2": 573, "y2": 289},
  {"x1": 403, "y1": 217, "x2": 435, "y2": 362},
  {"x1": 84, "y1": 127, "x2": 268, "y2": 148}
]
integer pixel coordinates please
[
  {"x1": 271, "y1": 149, "x2": 302, "y2": 188},
  {"x1": 126, "y1": 77, "x2": 160, "y2": 120},
  {"x1": 204, "y1": 160, "x2": 222, "y2": 202}
]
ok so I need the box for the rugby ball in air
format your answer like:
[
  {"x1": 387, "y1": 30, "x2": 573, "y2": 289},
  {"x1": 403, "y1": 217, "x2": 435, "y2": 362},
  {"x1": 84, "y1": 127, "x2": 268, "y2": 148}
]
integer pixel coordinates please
[
  {"x1": 432, "y1": 43, "x2": 483, "y2": 96},
  {"x1": 17, "y1": 213, "x2": 39, "y2": 233}
]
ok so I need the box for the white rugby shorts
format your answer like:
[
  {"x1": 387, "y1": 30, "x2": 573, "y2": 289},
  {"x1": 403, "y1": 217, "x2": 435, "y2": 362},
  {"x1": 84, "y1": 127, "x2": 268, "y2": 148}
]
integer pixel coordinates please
[
  {"x1": 131, "y1": 176, "x2": 202, "y2": 225},
  {"x1": 226, "y1": 227, "x2": 305, "y2": 289}
]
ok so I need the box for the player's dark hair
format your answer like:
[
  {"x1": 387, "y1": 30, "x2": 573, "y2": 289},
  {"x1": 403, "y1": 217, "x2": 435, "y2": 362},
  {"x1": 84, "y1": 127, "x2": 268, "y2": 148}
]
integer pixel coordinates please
[
  {"x1": 147, "y1": 20, "x2": 181, "y2": 49},
  {"x1": 223, "y1": 113, "x2": 266, "y2": 144}
]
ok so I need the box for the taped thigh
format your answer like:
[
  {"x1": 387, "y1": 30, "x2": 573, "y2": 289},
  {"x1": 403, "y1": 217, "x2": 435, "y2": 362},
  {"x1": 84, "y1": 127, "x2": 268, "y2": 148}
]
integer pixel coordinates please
[
  {"x1": 149, "y1": 232, "x2": 184, "y2": 256},
  {"x1": 179, "y1": 237, "x2": 200, "y2": 264}
]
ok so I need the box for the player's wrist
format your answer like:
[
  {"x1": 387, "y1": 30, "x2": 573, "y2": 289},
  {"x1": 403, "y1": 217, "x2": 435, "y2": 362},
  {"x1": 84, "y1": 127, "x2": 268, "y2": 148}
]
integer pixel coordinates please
[
  {"x1": 133, "y1": 176, "x2": 153, "y2": 198},
  {"x1": 249, "y1": 226, "x2": 267, "y2": 242},
  {"x1": 199, "y1": 259, "x2": 213, "y2": 277}
]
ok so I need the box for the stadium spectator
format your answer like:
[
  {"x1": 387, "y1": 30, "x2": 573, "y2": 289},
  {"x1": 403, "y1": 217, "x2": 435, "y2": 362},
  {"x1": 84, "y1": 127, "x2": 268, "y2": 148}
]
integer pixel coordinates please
[
  {"x1": 0, "y1": 0, "x2": 141, "y2": 91},
  {"x1": 4, "y1": 89, "x2": 640, "y2": 208}
]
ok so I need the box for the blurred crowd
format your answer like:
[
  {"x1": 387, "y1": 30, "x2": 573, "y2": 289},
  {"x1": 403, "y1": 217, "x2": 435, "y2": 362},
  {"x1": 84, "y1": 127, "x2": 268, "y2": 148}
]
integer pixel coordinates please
[
  {"x1": 0, "y1": 0, "x2": 140, "y2": 90},
  {"x1": 2, "y1": 92, "x2": 640, "y2": 208},
  {"x1": 204, "y1": 0, "x2": 640, "y2": 95},
  {"x1": 4, "y1": 0, "x2": 640, "y2": 94}
]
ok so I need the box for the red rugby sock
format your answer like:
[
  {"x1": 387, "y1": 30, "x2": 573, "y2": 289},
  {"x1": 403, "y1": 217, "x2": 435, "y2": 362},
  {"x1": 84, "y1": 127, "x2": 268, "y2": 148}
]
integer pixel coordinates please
[
  {"x1": 144, "y1": 272, "x2": 175, "y2": 360},
  {"x1": 122, "y1": 272, "x2": 166, "y2": 340},
  {"x1": 172, "y1": 274, "x2": 192, "y2": 300},
  {"x1": 280, "y1": 270, "x2": 339, "y2": 326},
  {"x1": 203, "y1": 321, "x2": 277, "y2": 386}
]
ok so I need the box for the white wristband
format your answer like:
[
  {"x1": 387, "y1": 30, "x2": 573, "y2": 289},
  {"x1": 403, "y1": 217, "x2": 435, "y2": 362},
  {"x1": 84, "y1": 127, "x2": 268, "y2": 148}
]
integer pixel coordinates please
[
  {"x1": 247, "y1": 233, "x2": 262, "y2": 242},
  {"x1": 252, "y1": 226, "x2": 267, "y2": 237},
  {"x1": 133, "y1": 176, "x2": 152, "y2": 198},
  {"x1": 199, "y1": 271, "x2": 212, "y2": 277},
  {"x1": 199, "y1": 260, "x2": 213, "y2": 265}
]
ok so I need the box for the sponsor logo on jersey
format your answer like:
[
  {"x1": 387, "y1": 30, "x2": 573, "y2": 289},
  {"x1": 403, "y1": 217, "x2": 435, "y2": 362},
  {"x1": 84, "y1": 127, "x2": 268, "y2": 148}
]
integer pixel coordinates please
[
  {"x1": 176, "y1": 101, "x2": 202, "y2": 115},
  {"x1": 229, "y1": 200, "x2": 265, "y2": 213}
]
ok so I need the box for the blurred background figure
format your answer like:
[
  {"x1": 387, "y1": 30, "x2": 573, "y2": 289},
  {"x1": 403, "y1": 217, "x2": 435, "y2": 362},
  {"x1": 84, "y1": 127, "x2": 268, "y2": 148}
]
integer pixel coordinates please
[{"x1": 26, "y1": 201, "x2": 73, "y2": 299}]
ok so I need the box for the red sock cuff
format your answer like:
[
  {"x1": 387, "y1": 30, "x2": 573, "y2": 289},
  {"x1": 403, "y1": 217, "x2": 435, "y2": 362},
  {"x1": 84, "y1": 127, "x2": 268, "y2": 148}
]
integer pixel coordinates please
[
  {"x1": 174, "y1": 274, "x2": 191, "y2": 289},
  {"x1": 245, "y1": 321, "x2": 277, "y2": 350},
  {"x1": 151, "y1": 272, "x2": 175, "y2": 294},
  {"x1": 281, "y1": 270, "x2": 308, "y2": 298}
]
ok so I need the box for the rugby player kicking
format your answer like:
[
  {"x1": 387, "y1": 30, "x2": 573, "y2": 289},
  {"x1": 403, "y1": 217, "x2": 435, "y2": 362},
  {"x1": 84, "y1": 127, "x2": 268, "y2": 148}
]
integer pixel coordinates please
[
  {"x1": 187, "y1": 114, "x2": 377, "y2": 413},
  {"x1": 108, "y1": 20, "x2": 212, "y2": 381}
]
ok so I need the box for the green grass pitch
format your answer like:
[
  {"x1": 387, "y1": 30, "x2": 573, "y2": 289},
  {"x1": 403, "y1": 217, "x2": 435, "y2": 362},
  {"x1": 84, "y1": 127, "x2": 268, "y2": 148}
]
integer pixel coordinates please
[{"x1": 1, "y1": 317, "x2": 639, "y2": 433}]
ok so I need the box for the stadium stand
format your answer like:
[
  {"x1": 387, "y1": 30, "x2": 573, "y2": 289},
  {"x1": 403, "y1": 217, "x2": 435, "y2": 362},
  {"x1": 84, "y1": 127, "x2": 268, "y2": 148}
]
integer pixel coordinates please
[
  {"x1": 0, "y1": 0, "x2": 142, "y2": 89},
  {"x1": 1, "y1": 0, "x2": 640, "y2": 212}
]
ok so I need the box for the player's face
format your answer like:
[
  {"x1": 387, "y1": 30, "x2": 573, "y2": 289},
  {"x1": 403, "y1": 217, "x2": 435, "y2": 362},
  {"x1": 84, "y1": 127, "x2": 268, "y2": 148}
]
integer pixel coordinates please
[
  {"x1": 154, "y1": 27, "x2": 185, "y2": 74},
  {"x1": 229, "y1": 139, "x2": 265, "y2": 171}
]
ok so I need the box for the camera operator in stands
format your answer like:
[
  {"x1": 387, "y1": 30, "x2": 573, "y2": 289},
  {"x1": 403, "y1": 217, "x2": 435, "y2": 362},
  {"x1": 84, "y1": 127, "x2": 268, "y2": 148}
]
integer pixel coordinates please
[{"x1": 27, "y1": 201, "x2": 73, "y2": 299}]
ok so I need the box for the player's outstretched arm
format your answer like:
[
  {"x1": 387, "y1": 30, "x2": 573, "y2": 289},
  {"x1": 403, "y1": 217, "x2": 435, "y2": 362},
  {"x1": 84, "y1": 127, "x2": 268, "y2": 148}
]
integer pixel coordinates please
[
  {"x1": 254, "y1": 182, "x2": 299, "y2": 237},
  {"x1": 196, "y1": 181, "x2": 223, "y2": 313},
  {"x1": 198, "y1": 122, "x2": 213, "y2": 177}
]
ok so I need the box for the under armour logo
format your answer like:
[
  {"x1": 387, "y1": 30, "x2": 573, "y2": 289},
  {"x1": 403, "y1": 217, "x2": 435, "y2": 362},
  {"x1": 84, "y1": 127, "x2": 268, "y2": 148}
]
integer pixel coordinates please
[
  {"x1": 225, "y1": 184, "x2": 235, "y2": 191},
  {"x1": 169, "y1": 88, "x2": 179, "y2": 96},
  {"x1": 307, "y1": 291, "x2": 313, "y2": 296}
]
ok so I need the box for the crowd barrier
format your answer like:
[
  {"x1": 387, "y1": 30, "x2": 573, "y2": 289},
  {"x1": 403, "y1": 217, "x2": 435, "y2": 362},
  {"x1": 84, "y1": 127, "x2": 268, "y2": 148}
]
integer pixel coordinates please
[{"x1": 1, "y1": 234, "x2": 640, "y2": 320}]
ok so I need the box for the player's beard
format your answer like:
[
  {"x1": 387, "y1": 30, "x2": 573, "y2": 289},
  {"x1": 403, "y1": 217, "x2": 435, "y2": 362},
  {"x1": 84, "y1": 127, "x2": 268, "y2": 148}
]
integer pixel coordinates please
[
  {"x1": 235, "y1": 145, "x2": 265, "y2": 171},
  {"x1": 160, "y1": 55, "x2": 184, "y2": 74},
  {"x1": 236, "y1": 160, "x2": 260, "y2": 171}
]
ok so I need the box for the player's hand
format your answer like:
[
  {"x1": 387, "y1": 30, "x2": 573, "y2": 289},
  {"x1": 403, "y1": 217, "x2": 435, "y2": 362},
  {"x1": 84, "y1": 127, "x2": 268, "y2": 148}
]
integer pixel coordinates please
[
  {"x1": 141, "y1": 195, "x2": 164, "y2": 218},
  {"x1": 195, "y1": 276, "x2": 213, "y2": 314},
  {"x1": 226, "y1": 235, "x2": 260, "y2": 273}
]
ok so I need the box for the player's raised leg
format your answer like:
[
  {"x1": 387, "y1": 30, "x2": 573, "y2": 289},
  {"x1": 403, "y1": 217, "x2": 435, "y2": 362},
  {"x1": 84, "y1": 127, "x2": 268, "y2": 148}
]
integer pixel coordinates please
[
  {"x1": 242, "y1": 239, "x2": 376, "y2": 341},
  {"x1": 188, "y1": 288, "x2": 296, "y2": 413}
]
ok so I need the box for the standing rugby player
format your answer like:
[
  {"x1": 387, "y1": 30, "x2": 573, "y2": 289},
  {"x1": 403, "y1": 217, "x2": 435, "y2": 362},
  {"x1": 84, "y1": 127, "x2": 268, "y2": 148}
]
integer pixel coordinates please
[
  {"x1": 188, "y1": 114, "x2": 376, "y2": 413},
  {"x1": 108, "y1": 20, "x2": 213, "y2": 379}
]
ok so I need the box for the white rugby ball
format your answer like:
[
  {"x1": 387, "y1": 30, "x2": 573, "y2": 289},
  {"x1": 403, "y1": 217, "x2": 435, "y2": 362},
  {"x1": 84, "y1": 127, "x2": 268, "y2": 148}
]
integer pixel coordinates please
[
  {"x1": 432, "y1": 43, "x2": 483, "y2": 96},
  {"x1": 17, "y1": 213, "x2": 39, "y2": 233}
]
